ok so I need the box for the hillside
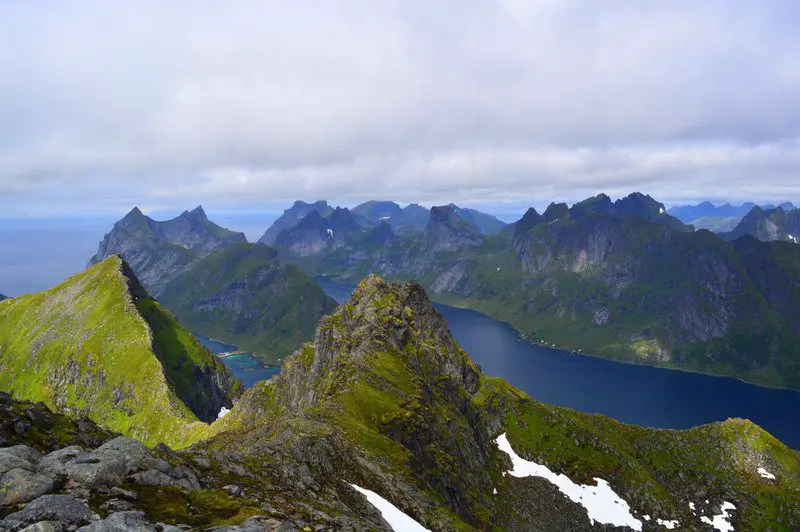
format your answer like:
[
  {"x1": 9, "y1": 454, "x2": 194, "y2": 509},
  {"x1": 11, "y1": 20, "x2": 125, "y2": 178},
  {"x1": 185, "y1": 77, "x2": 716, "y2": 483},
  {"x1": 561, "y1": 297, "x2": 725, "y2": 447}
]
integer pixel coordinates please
[
  {"x1": 281, "y1": 193, "x2": 800, "y2": 390},
  {"x1": 159, "y1": 243, "x2": 338, "y2": 363},
  {"x1": 0, "y1": 256, "x2": 240, "y2": 448}
]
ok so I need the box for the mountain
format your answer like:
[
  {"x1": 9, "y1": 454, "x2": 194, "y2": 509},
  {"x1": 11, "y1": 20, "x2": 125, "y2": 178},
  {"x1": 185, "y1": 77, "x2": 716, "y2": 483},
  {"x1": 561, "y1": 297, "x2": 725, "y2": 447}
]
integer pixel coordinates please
[
  {"x1": 0, "y1": 256, "x2": 240, "y2": 447},
  {"x1": 273, "y1": 207, "x2": 367, "y2": 257},
  {"x1": 283, "y1": 192, "x2": 800, "y2": 390},
  {"x1": 668, "y1": 201, "x2": 797, "y2": 232},
  {"x1": 159, "y1": 243, "x2": 338, "y2": 363},
  {"x1": 89, "y1": 206, "x2": 246, "y2": 294},
  {"x1": 447, "y1": 203, "x2": 508, "y2": 235},
  {"x1": 91, "y1": 210, "x2": 337, "y2": 363},
  {"x1": 257, "y1": 200, "x2": 333, "y2": 245},
  {"x1": 352, "y1": 200, "x2": 429, "y2": 234},
  {"x1": 1, "y1": 276, "x2": 798, "y2": 530},
  {"x1": 726, "y1": 205, "x2": 800, "y2": 243},
  {"x1": 0, "y1": 294, "x2": 7, "y2": 301}
]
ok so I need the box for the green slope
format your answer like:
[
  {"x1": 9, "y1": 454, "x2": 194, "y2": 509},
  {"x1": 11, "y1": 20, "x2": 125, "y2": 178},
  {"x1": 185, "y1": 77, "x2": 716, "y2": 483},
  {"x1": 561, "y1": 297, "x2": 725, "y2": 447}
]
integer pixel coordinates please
[
  {"x1": 159, "y1": 243, "x2": 338, "y2": 363},
  {"x1": 209, "y1": 276, "x2": 800, "y2": 531},
  {"x1": 0, "y1": 256, "x2": 240, "y2": 448}
]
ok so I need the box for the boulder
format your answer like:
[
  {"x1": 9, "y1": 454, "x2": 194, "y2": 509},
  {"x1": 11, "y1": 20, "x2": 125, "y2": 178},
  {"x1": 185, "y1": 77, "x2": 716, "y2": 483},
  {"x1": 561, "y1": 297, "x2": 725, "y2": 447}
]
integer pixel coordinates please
[
  {"x1": 19, "y1": 522, "x2": 64, "y2": 532},
  {"x1": 2, "y1": 495, "x2": 98, "y2": 530},
  {"x1": 75, "y1": 511, "x2": 158, "y2": 531},
  {"x1": 0, "y1": 446, "x2": 42, "y2": 465},
  {"x1": 0, "y1": 453, "x2": 35, "y2": 476},
  {"x1": 0, "y1": 469, "x2": 55, "y2": 506},
  {"x1": 37, "y1": 446, "x2": 125, "y2": 489},
  {"x1": 90, "y1": 437, "x2": 170, "y2": 474}
]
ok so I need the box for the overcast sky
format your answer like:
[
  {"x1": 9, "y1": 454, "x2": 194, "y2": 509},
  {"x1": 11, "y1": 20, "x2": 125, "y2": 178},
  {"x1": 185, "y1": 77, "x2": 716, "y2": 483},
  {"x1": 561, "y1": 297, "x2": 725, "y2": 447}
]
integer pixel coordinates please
[{"x1": 2, "y1": 0, "x2": 800, "y2": 218}]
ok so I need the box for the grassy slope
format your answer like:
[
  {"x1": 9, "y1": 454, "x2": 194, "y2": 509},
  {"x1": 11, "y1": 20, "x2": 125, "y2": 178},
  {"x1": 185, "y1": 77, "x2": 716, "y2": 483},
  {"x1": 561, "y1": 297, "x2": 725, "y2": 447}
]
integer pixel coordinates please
[
  {"x1": 0, "y1": 256, "x2": 223, "y2": 448},
  {"x1": 160, "y1": 243, "x2": 338, "y2": 364}
]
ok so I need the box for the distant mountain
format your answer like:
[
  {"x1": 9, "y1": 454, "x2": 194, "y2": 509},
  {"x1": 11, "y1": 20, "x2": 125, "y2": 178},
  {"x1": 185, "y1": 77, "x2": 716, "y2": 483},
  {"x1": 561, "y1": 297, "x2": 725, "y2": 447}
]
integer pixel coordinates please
[
  {"x1": 274, "y1": 207, "x2": 367, "y2": 257},
  {"x1": 726, "y1": 206, "x2": 800, "y2": 243},
  {"x1": 0, "y1": 294, "x2": 6, "y2": 301},
  {"x1": 0, "y1": 256, "x2": 240, "y2": 447},
  {"x1": 91, "y1": 209, "x2": 337, "y2": 363},
  {"x1": 159, "y1": 243, "x2": 337, "y2": 360},
  {"x1": 89, "y1": 206, "x2": 246, "y2": 293},
  {"x1": 257, "y1": 200, "x2": 333, "y2": 245},
  {"x1": 668, "y1": 201, "x2": 796, "y2": 232},
  {"x1": 283, "y1": 192, "x2": 800, "y2": 390},
  {"x1": 446, "y1": 204, "x2": 507, "y2": 235}
]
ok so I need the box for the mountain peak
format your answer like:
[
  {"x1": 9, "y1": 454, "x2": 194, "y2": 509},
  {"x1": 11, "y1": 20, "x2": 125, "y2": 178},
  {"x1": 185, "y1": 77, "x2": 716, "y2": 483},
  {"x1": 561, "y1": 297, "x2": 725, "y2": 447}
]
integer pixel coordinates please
[
  {"x1": 425, "y1": 205, "x2": 484, "y2": 251},
  {"x1": 182, "y1": 205, "x2": 208, "y2": 221}
]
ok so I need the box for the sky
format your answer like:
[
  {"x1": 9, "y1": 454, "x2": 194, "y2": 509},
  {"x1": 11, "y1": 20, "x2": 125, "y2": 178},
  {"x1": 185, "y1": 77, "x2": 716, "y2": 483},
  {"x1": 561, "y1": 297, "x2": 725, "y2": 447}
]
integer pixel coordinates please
[{"x1": 2, "y1": 0, "x2": 800, "y2": 220}]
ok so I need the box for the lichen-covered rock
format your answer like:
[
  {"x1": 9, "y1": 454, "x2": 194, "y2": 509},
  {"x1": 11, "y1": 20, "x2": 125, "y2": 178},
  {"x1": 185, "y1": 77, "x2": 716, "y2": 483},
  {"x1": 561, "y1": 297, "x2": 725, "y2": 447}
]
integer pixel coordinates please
[
  {"x1": 0, "y1": 469, "x2": 55, "y2": 506},
  {"x1": 2, "y1": 495, "x2": 98, "y2": 530}
]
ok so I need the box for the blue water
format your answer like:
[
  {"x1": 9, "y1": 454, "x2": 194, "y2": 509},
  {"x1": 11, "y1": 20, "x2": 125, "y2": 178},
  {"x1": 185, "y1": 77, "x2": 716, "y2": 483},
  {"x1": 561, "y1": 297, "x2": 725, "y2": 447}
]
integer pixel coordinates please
[
  {"x1": 196, "y1": 335, "x2": 280, "y2": 388},
  {"x1": 316, "y1": 279, "x2": 800, "y2": 449}
]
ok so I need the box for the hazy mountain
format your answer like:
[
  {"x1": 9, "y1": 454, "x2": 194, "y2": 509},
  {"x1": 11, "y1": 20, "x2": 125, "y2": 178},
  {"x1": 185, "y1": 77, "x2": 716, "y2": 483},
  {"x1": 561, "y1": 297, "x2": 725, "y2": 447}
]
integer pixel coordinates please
[
  {"x1": 89, "y1": 206, "x2": 246, "y2": 294},
  {"x1": 726, "y1": 205, "x2": 800, "y2": 243},
  {"x1": 257, "y1": 200, "x2": 333, "y2": 245},
  {"x1": 0, "y1": 256, "x2": 240, "y2": 447},
  {"x1": 668, "y1": 201, "x2": 797, "y2": 232}
]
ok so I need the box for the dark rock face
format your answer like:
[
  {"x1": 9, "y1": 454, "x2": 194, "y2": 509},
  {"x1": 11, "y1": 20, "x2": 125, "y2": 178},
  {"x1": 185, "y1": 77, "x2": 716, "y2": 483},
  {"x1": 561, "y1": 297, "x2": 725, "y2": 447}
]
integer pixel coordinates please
[
  {"x1": 258, "y1": 200, "x2": 333, "y2": 246},
  {"x1": 424, "y1": 205, "x2": 484, "y2": 252},
  {"x1": 274, "y1": 208, "x2": 366, "y2": 257}
]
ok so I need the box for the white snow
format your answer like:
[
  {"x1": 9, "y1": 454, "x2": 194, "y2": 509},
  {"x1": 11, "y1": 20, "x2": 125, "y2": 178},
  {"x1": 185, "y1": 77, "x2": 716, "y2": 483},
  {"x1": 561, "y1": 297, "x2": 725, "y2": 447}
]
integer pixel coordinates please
[
  {"x1": 350, "y1": 484, "x2": 430, "y2": 531},
  {"x1": 689, "y1": 501, "x2": 696, "y2": 513},
  {"x1": 757, "y1": 467, "x2": 776, "y2": 480},
  {"x1": 326, "y1": 228, "x2": 334, "y2": 238},
  {"x1": 642, "y1": 515, "x2": 651, "y2": 521},
  {"x1": 659, "y1": 207, "x2": 665, "y2": 214},
  {"x1": 493, "y1": 487, "x2": 497, "y2": 495},
  {"x1": 217, "y1": 406, "x2": 230, "y2": 419},
  {"x1": 495, "y1": 433, "x2": 642, "y2": 531},
  {"x1": 787, "y1": 234, "x2": 797, "y2": 243},
  {"x1": 379, "y1": 216, "x2": 391, "y2": 220},
  {"x1": 700, "y1": 501, "x2": 736, "y2": 532},
  {"x1": 496, "y1": 266, "x2": 501, "y2": 271},
  {"x1": 656, "y1": 518, "x2": 679, "y2": 529}
]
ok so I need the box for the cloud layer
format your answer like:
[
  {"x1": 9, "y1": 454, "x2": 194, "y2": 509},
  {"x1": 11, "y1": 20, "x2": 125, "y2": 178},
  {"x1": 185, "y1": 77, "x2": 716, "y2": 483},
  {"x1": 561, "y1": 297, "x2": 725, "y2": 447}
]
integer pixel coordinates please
[{"x1": 2, "y1": 0, "x2": 800, "y2": 216}]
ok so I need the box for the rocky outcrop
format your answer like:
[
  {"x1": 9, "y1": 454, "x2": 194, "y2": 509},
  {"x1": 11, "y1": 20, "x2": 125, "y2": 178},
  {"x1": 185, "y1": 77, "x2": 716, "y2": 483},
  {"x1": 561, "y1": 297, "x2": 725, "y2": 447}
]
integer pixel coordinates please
[
  {"x1": 273, "y1": 208, "x2": 366, "y2": 257},
  {"x1": 423, "y1": 205, "x2": 484, "y2": 252}
]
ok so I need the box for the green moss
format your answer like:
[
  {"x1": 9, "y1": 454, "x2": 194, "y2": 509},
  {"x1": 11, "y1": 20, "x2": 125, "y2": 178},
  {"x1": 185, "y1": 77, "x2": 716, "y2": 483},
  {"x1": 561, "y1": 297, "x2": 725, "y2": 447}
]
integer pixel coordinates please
[{"x1": 135, "y1": 486, "x2": 262, "y2": 527}]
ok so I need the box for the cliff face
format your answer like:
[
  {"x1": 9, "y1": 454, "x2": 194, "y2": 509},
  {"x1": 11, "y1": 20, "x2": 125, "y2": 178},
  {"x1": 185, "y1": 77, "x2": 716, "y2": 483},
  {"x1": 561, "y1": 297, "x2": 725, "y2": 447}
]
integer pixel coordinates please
[
  {"x1": 257, "y1": 200, "x2": 333, "y2": 245},
  {"x1": 0, "y1": 256, "x2": 240, "y2": 448}
]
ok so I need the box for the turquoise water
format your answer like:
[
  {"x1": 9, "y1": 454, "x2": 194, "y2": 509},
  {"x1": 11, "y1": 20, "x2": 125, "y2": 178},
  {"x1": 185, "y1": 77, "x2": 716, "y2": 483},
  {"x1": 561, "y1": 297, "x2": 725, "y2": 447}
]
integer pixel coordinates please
[{"x1": 196, "y1": 335, "x2": 280, "y2": 388}]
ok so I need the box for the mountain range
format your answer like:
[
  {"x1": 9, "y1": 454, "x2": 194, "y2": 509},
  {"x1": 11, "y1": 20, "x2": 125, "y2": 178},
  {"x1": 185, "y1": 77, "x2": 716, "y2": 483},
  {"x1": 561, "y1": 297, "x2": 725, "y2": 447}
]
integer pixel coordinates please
[
  {"x1": 0, "y1": 270, "x2": 797, "y2": 530},
  {"x1": 668, "y1": 201, "x2": 796, "y2": 232},
  {"x1": 269, "y1": 192, "x2": 800, "y2": 390},
  {"x1": 90, "y1": 207, "x2": 337, "y2": 363},
  {"x1": 725, "y1": 205, "x2": 800, "y2": 243}
]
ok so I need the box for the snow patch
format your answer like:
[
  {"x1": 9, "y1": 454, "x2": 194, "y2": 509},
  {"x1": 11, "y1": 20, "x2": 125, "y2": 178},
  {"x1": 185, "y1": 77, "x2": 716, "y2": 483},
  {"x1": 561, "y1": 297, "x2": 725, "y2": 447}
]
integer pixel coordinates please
[
  {"x1": 757, "y1": 467, "x2": 776, "y2": 480},
  {"x1": 656, "y1": 518, "x2": 679, "y2": 529},
  {"x1": 217, "y1": 406, "x2": 230, "y2": 419},
  {"x1": 326, "y1": 228, "x2": 334, "y2": 238},
  {"x1": 689, "y1": 501, "x2": 696, "y2": 513},
  {"x1": 492, "y1": 487, "x2": 497, "y2": 495},
  {"x1": 495, "y1": 433, "x2": 642, "y2": 531},
  {"x1": 643, "y1": 515, "x2": 651, "y2": 521},
  {"x1": 700, "y1": 501, "x2": 736, "y2": 532},
  {"x1": 379, "y1": 216, "x2": 391, "y2": 220},
  {"x1": 350, "y1": 484, "x2": 429, "y2": 531},
  {"x1": 659, "y1": 207, "x2": 665, "y2": 214},
  {"x1": 496, "y1": 266, "x2": 501, "y2": 271}
]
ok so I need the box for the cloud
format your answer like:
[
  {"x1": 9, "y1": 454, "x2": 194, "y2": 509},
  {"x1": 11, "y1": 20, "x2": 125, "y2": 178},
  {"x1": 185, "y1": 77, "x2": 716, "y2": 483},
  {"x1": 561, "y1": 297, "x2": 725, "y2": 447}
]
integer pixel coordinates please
[{"x1": 2, "y1": 0, "x2": 800, "y2": 216}]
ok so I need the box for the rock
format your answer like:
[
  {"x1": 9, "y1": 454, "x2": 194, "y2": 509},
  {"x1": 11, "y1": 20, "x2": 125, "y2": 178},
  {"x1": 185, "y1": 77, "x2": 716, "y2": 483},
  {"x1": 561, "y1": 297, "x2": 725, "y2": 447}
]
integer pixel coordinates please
[
  {"x1": 0, "y1": 454, "x2": 35, "y2": 476},
  {"x1": 2, "y1": 495, "x2": 98, "y2": 529},
  {"x1": 127, "y1": 469, "x2": 177, "y2": 487},
  {"x1": 38, "y1": 446, "x2": 126, "y2": 489},
  {"x1": 76, "y1": 510, "x2": 157, "y2": 531},
  {"x1": 0, "y1": 468, "x2": 56, "y2": 506},
  {"x1": 109, "y1": 487, "x2": 138, "y2": 500},
  {"x1": 19, "y1": 522, "x2": 64, "y2": 532},
  {"x1": 1, "y1": 446, "x2": 42, "y2": 465},
  {"x1": 91, "y1": 437, "x2": 171, "y2": 474},
  {"x1": 99, "y1": 498, "x2": 137, "y2": 513},
  {"x1": 206, "y1": 516, "x2": 287, "y2": 531},
  {"x1": 223, "y1": 484, "x2": 245, "y2": 497}
]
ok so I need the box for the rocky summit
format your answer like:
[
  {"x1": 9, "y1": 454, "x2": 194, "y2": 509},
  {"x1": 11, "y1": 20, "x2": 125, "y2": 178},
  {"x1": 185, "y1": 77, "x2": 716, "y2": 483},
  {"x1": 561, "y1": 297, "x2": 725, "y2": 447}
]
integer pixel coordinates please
[
  {"x1": 1, "y1": 276, "x2": 799, "y2": 530},
  {"x1": 0, "y1": 256, "x2": 240, "y2": 448},
  {"x1": 726, "y1": 204, "x2": 800, "y2": 243}
]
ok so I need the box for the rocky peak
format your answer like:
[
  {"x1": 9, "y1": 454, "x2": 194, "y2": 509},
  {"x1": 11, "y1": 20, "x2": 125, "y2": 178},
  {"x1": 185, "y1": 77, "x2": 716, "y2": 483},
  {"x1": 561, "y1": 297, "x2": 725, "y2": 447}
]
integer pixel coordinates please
[
  {"x1": 570, "y1": 193, "x2": 613, "y2": 220},
  {"x1": 275, "y1": 274, "x2": 481, "y2": 413},
  {"x1": 514, "y1": 207, "x2": 541, "y2": 236},
  {"x1": 614, "y1": 192, "x2": 666, "y2": 219},
  {"x1": 180, "y1": 205, "x2": 209, "y2": 222},
  {"x1": 424, "y1": 205, "x2": 484, "y2": 252},
  {"x1": 541, "y1": 202, "x2": 570, "y2": 223}
]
